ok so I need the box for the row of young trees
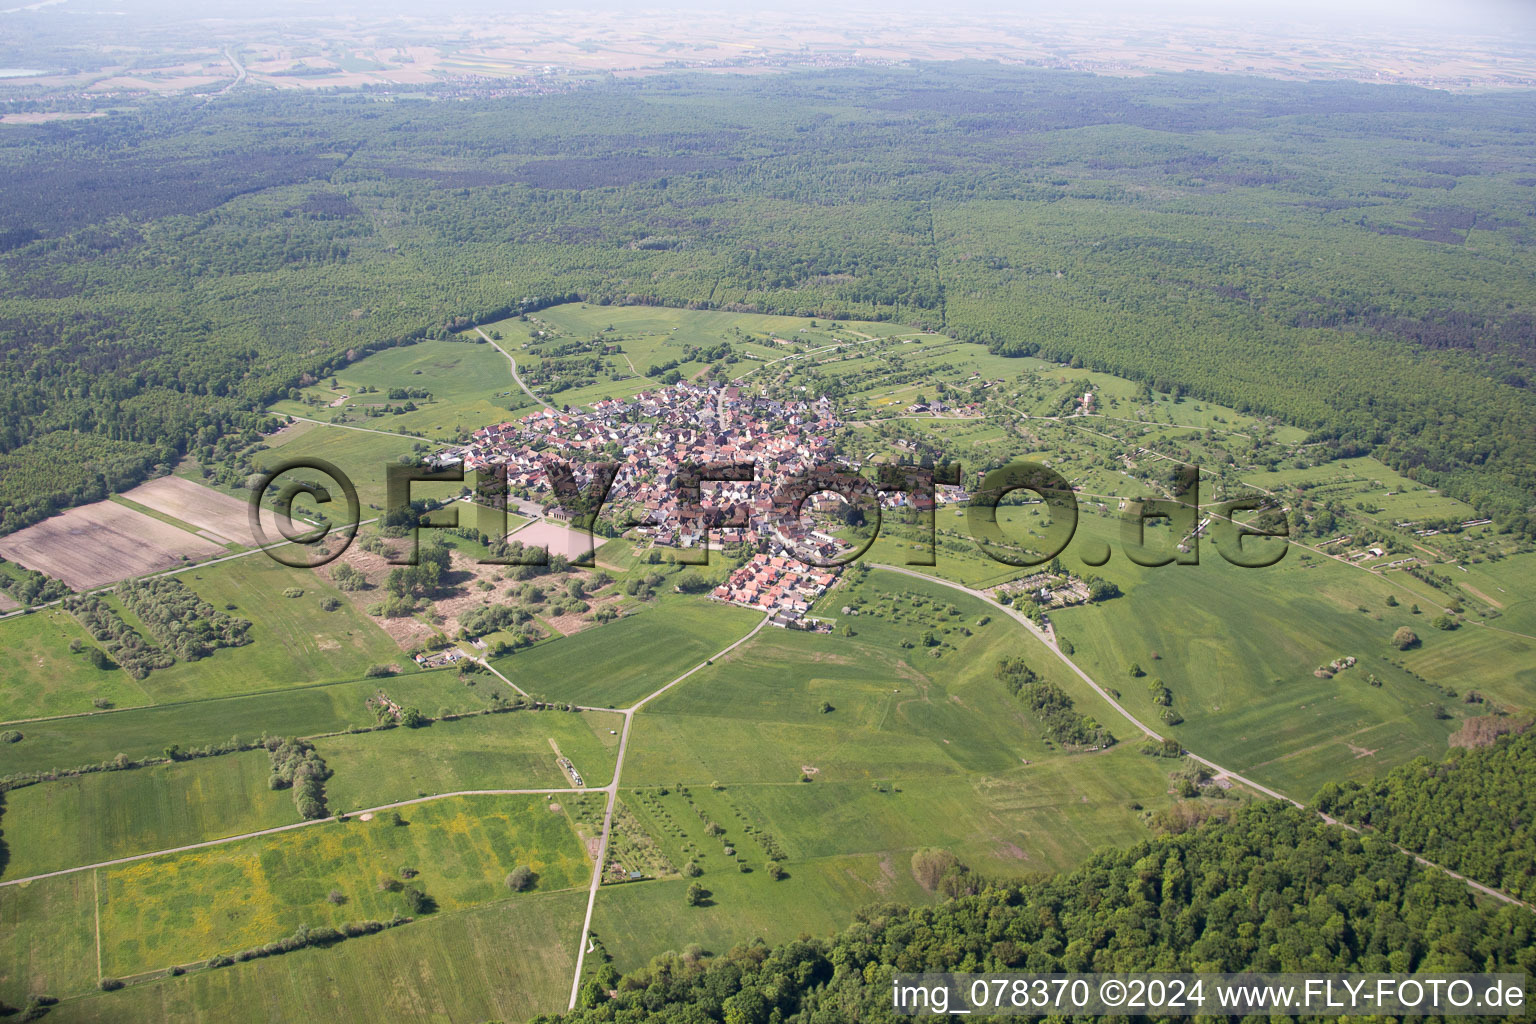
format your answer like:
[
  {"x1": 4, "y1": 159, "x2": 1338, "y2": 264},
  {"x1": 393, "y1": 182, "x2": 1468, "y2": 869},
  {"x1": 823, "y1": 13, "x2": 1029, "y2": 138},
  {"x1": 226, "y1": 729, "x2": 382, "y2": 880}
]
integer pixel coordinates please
[
  {"x1": 996, "y1": 656, "x2": 1116, "y2": 749},
  {"x1": 115, "y1": 577, "x2": 252, "y2": 660}
]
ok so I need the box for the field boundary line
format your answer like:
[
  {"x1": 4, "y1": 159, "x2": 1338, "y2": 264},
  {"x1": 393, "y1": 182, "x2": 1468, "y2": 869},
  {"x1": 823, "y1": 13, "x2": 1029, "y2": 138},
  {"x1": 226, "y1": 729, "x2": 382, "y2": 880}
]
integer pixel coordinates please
[
  {"x1": 566, "y1": 612, "x2": 771, "y2": 1009},
  {"x1": 0, "y1": 788, "x2": 596, "y2": 888}
]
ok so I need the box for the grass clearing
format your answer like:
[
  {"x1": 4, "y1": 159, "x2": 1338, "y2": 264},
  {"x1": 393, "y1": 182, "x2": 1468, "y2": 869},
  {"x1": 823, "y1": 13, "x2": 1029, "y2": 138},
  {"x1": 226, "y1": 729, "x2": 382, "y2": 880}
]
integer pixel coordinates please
[
  {"x1": 98, "y1": 794, "x2": 587, "y2": 976},
  {"x1": 318, "y1": 707, "x2": 625, "y2": 809},
  {"x1": 1, "y1": 750, "x2": 295, "y2": 880}
]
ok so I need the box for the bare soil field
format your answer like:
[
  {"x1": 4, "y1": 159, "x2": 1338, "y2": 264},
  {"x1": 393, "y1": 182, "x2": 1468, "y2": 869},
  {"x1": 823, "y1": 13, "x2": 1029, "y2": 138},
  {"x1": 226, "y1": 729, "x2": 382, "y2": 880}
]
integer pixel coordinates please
[
  {"x1": 508, "y1": 519, "x2": 608, "y2": 562},
  {"x1": 120, "y1": 475, "x2": 258, "y2": 546},
  {"x1": 0, "y1": 502, "x2": 224, "y2": 590}
]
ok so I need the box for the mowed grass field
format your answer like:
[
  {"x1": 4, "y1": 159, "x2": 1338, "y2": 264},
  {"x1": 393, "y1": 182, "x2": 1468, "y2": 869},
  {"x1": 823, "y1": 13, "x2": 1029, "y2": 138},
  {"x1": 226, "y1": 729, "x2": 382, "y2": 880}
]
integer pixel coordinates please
[
  {"x1": 491, "y1": 593, "x2": 763, "y2": 707},
  {"x1": 115, "y1": 555, "x2": 404, "y2": 703},
  {"x1": 0, "y1": 609, "x2": 153, "y2": 721},
  {"x1": 11, "y1": 888, "x2": 587, "y2": 1021},
  {"x1": 98, "y1": 794, "x2": 588, "y2": 977},
  {"x1": 318, "y1": 706, "x2": 625, "y2": 810},
  {"x1": 0, "y1": 670, "x2": 493, "y2": 776},
  {"x1": 1045, "y1": 512, "x2": 1500, "y2": 798},
  {"x1": 268, "y1": 339, "x2": 517, "y2": 441},
  {"x1": 587, "y1": 568, "x2": 1184, "y2": 971},
  {"x1": 1, "y1": 750, "x2": 295, "y2": 879}
]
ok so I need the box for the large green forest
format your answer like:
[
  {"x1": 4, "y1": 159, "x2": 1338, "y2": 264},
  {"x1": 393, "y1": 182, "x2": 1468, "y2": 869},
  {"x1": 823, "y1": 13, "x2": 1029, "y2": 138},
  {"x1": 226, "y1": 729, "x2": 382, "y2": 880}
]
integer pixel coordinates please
[
  {"x1": 1316, "y1": 727, "x2": 1536, "y2": 903},
  {"x1": 537, "y1": 803, "x2": 1536, "y2": 1023},
  {"x1": 2, "y1": 66, "x2": 1535, "y2": 534}
]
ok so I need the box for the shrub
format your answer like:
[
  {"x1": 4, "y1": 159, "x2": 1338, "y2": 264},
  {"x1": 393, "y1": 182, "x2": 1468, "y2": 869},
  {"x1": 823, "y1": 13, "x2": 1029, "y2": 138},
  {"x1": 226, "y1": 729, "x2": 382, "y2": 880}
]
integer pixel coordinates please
[
  {"x1": 1391, "y1": 626, "x2": 1420, "y2": 650},
  {"x1": 505, "y1": 865, "x2": 533, "y2": 891},
  {"x1": 400, "y1": 886, "x2": 432, "y2": 914}
]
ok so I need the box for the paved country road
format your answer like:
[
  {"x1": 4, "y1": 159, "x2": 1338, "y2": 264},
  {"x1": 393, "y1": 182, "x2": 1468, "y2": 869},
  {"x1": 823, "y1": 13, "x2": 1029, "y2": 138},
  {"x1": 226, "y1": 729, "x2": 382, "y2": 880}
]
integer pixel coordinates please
[{"x1": 476, "y1": 326, "x2": 556, "y2": 410}]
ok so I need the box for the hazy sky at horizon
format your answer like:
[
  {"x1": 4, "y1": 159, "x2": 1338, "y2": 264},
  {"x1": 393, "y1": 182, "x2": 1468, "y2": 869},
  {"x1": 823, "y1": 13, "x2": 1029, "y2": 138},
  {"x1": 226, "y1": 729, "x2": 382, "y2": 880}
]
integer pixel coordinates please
[{"x1": 44, "y1": 0, "x2": 1536, "y2": 35}]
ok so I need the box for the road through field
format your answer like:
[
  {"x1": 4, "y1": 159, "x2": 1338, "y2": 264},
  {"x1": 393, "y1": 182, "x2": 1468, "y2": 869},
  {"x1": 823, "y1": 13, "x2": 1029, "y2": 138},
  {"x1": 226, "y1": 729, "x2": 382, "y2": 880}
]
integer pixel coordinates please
[
  {"x1": 475, "y1": 327, "x2": 555, "y2": 410},
  {"x1": 563, "y1": 611, "x2": 771, "y2": 1009},
  {"x1": 870, "y1": 563, "x2": 1531, "y2": 911}
]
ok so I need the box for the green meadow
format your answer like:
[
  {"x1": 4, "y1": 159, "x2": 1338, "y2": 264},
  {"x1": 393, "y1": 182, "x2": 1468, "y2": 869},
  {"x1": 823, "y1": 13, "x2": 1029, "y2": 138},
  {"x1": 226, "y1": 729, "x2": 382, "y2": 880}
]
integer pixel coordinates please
[
  {"x1": 317, "y1": 707, "x2": 625, "y2": 810},
  {"x1": 0, "y1": 609, "x2": 153, "y2": 722},
  {"x1": 1, "y1": 750, "x2": 294, "y2": 879},
  {"x1": 43, "y1": 890, "x2": 587, "y2": 1023},
  {"x1": 0, "y1": 671, "x2": 491, "y2": 776},
  {"x1": 490, "y1": 593, "x2": 763, "y2": 708},
  {"x1": 98, "y1": 794, "x2": 587, "y2": 976}
]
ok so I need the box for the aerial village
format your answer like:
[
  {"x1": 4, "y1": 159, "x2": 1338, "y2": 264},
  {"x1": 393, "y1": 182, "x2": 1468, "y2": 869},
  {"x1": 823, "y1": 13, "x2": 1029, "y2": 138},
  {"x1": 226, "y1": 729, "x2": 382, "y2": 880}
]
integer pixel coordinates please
[{"x1": 445, "y1": 381, "x2": 963, "y2": 626}]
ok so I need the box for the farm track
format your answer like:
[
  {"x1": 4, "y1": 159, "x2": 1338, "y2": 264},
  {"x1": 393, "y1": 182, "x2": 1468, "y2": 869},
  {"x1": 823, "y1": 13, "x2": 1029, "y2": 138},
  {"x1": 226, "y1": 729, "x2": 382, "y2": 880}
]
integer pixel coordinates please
[{"x1": 0, "y1": 786, "x2": 596, "y2": 888}]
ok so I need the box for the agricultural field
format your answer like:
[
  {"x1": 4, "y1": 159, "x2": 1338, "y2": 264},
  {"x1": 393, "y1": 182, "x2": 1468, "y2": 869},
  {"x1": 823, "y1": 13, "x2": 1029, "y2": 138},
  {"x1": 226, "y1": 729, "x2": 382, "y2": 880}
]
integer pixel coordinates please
[
  {"x1": 491, "y1": 591, "x2": 763, "y2": 708},
  {"x1": 1041, "y1": 512, "x2": 1504, "y2": 798},
  {"x1": 0, "y1": 502, "x2": 225, "y2": 591},
  {"x1": 96, "y1": 794, "x2": 587, "y2": 976},
  {"x1": 317, "y1": 706, "x2": 624, "y2": 809},
  {"x1": 0, "y1": 671, "x2": 491, "y2": 776},
  {"x1": 266, "y1": 339, "x2": 517, "y2": 442},
  {"x1": 0, "y1": 871, "x2": 99, "y2": 1005},
  {"x1": 35, "y1": 890, "x2": 588, "y2": 1024},
  {"x1": 117, "y1": 477, "x2": 260, "y2": 548},
  {"x1": 0, "y1": 750, "x2": 296, "y2": 879},
  {"x1": 252, "y1": 421, "x2": 432, "y2": 512}
]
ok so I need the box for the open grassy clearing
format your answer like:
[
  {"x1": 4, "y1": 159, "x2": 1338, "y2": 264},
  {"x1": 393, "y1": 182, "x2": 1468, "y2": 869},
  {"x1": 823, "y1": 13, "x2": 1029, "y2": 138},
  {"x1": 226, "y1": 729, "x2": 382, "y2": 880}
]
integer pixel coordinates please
[
  {"x1": 0, "y1": 609, "x2": 153, "y2": 722},
  {"x1": 98, "y1": 794, "x2": 587, "y2": 977},
  {"x1": 490, "y1": 592, "x2": 762, "y2": 707},
  {"x1": 267, "y1": 339, "x2": 517, "y2": 440},
  {"x1": 0, "y1": 871, "x2": 98, "y2": 1008},
  {"x1": 317, "y1": 706, "x2": 624, "y2": 810},
  {"x1": 18, "y1": 888, "x2": 588, "y2": 1020},
  {"x1": 0, "y1": 750, "x2": 295, "y2": 880},
  {"x1": 0, "y1": 670, "x2": 492, "y2": 776}
]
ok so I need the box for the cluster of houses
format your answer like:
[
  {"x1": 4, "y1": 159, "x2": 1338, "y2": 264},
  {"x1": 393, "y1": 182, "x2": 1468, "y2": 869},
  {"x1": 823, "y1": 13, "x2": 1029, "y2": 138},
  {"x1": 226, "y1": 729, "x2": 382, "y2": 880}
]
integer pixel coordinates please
[
  {"x1": 448, "y1": 381, "x2": 909, "y2": 561},
  {"x1": 711, "y1": 553, "x2": 836, "y2": 629}
]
